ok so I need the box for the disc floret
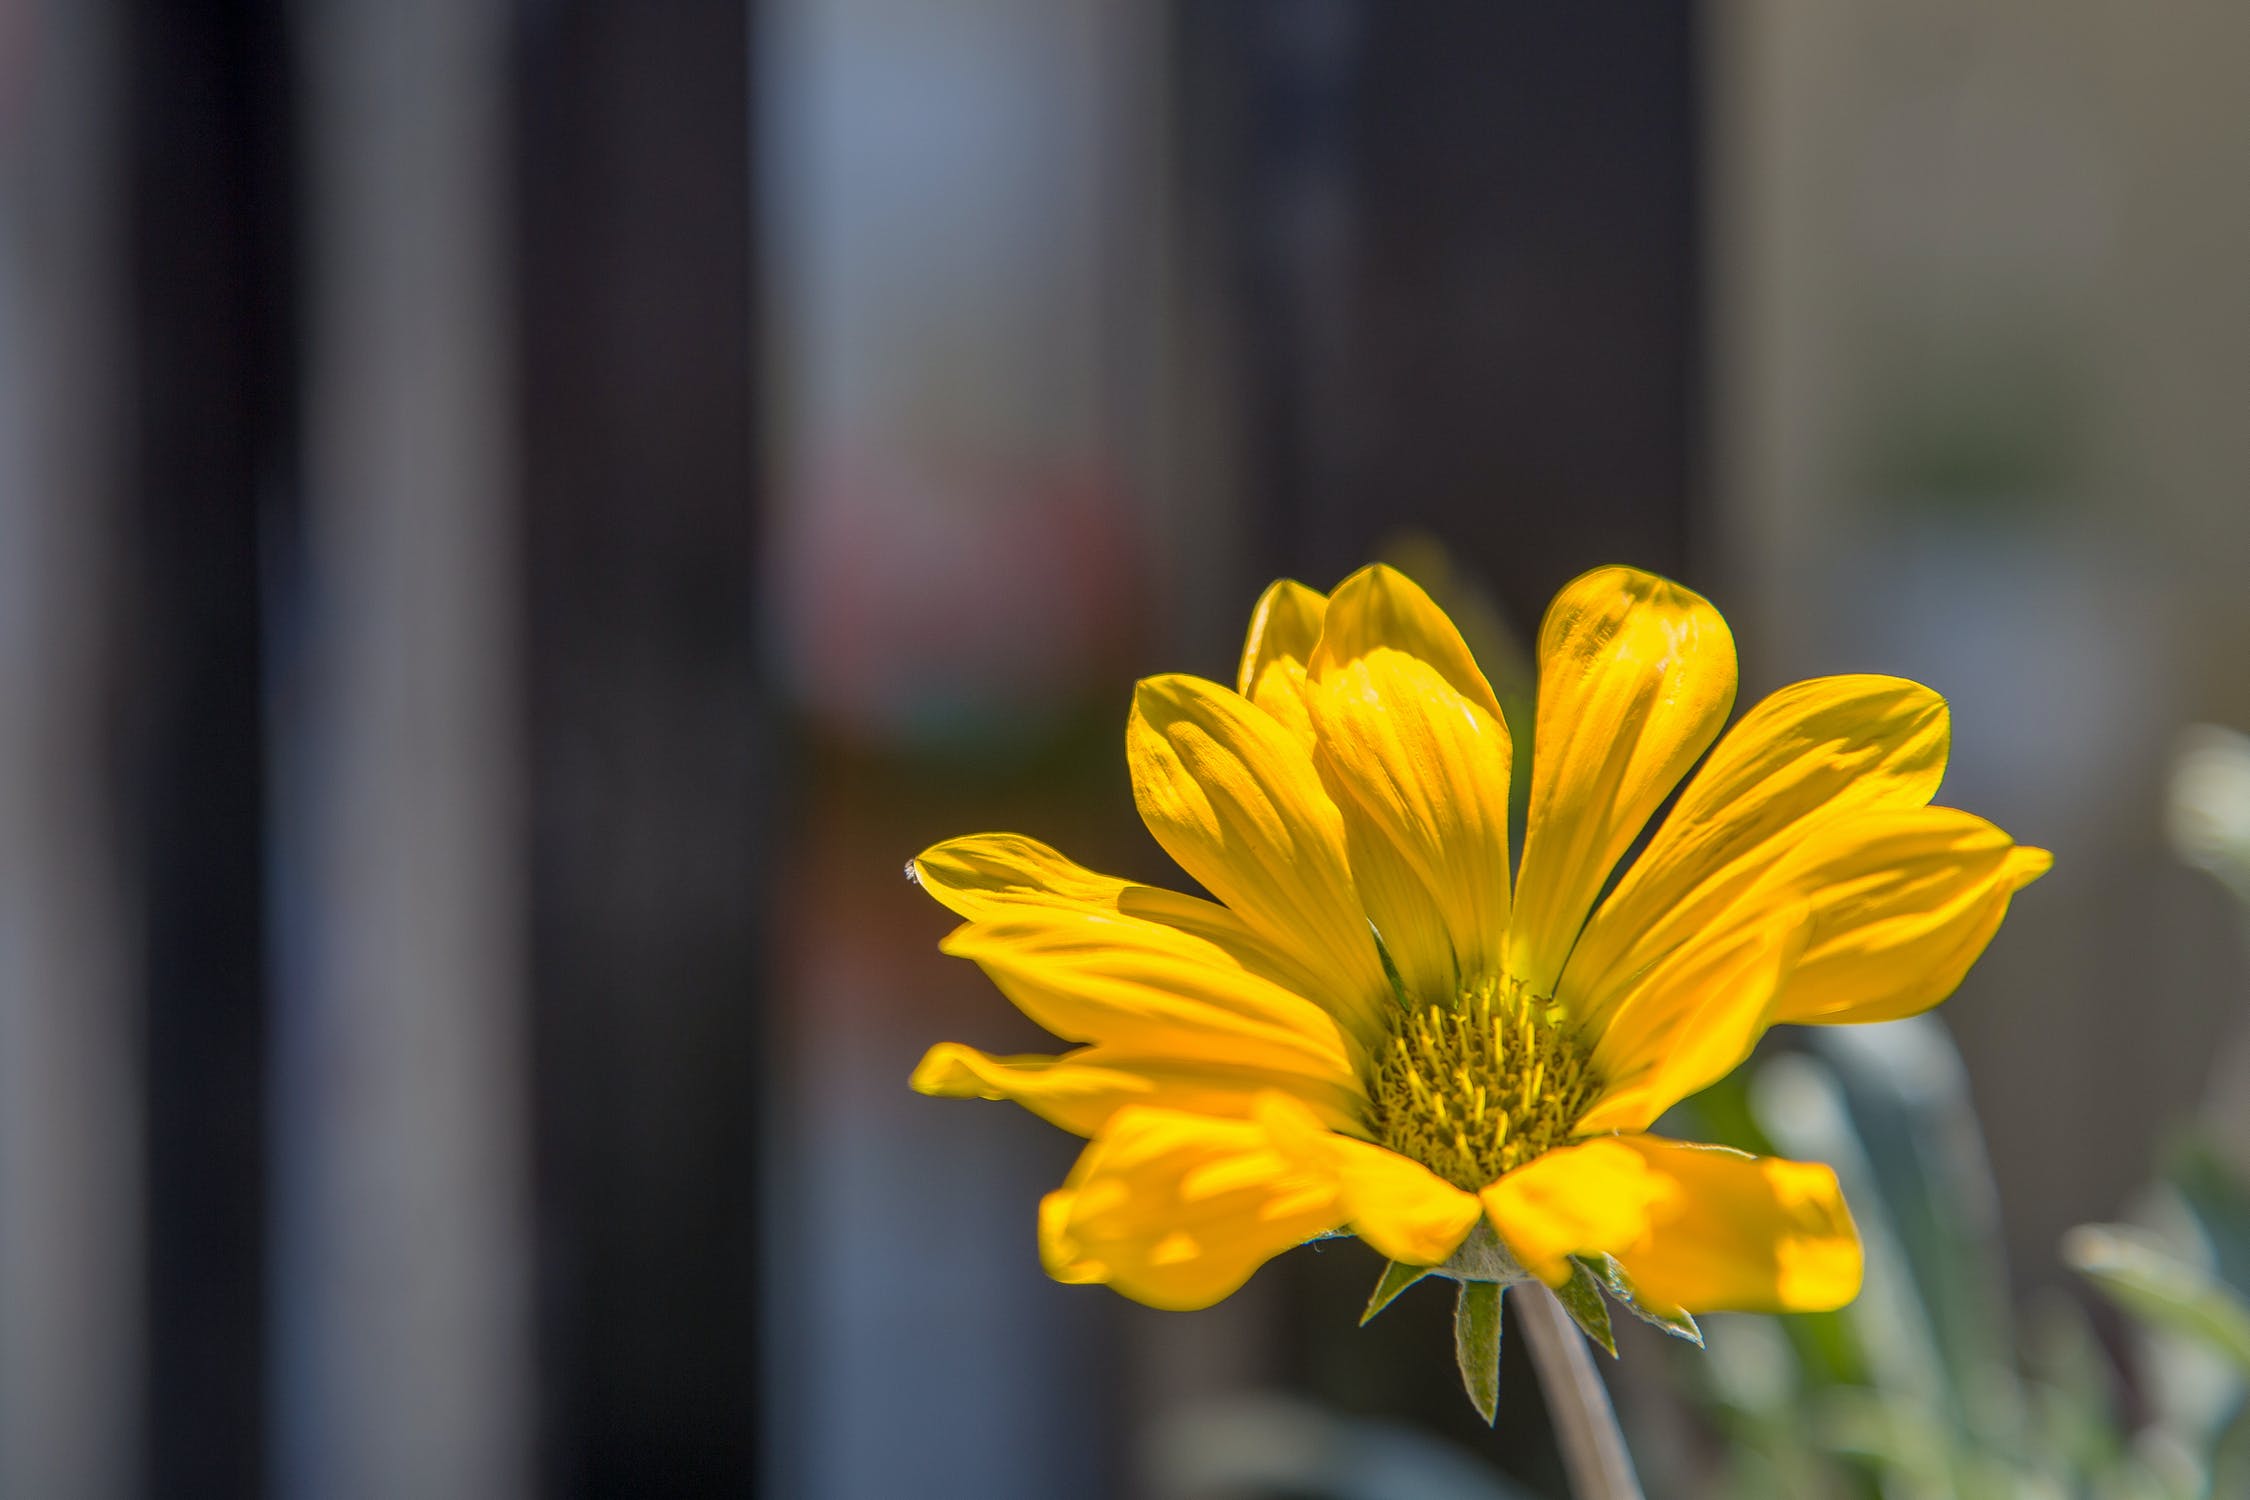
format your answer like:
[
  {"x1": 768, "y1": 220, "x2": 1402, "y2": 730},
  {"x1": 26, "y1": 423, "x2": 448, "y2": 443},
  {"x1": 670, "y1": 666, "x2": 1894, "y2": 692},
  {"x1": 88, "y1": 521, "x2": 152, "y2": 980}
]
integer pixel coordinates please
[{"x1": 1367, "y1": 977, "x2": 1600, "y2": 1192}]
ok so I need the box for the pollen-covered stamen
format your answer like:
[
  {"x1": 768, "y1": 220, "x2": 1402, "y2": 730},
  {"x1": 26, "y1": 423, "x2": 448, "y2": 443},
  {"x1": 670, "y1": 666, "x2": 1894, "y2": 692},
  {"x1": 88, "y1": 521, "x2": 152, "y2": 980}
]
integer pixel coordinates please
[{"x1": 1366, "y1": 978, "x2": 1600, "y2": 1192}]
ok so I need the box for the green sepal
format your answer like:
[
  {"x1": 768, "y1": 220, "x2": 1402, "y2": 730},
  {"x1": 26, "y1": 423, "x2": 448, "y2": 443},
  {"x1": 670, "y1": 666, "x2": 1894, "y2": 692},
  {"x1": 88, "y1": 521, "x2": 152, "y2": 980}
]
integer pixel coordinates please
[
  {"x1": 1368, "y1": 921, "x2": 1413, "y2": 1011},
  {"x1": 1362, "y1": 1259, "x2": 1434, "y2": 1325},
  {"x1": 1432, "y1": 1219, "x2": 1529, "y2": 1284},
  {"x1": 1454, "y1": 1279, "x2": 1504, "y2": 1425},
  {"x1": 1579, "y1": 1253, "x2": 1703, "y2": 1347},
  {"x1": 1555, "y1": 1258, "x2": 1618, "y2": 1357}
]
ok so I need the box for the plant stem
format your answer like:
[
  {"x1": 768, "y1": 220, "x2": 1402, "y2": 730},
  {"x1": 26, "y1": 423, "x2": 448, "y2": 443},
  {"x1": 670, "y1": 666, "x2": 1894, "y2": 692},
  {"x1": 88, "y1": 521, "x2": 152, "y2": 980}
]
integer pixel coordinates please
[{"x1": 1517, "y1": 1282, "x2": 1644, "y2": 1500}]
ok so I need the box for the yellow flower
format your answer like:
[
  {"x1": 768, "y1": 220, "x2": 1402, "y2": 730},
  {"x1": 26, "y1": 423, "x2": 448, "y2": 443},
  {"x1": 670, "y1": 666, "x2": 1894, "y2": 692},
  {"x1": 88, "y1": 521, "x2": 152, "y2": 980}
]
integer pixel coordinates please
[{"x1": 909, "y1": 564, "x2": 2049, "y2": 1324}]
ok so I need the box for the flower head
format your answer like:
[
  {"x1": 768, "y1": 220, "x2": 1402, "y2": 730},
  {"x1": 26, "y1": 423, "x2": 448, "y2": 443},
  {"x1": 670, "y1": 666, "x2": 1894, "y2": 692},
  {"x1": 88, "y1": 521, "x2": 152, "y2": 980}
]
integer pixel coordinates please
[{"x1": 911, "y1": 564, "x2": 2047, "y2": 1344}]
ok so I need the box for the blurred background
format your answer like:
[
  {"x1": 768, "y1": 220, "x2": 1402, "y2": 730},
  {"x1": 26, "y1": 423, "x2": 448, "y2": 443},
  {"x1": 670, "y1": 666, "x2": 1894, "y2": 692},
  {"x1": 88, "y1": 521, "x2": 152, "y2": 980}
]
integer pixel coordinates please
[{"x1": 3, "y1": 1, "x2": 2248, "y2": 1496}]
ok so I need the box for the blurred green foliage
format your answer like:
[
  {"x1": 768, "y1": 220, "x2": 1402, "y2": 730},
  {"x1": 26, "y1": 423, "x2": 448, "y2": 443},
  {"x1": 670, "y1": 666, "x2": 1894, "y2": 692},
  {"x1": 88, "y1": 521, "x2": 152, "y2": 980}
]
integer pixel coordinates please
[
  {"x1": 1663, "y1": 1023, "x2": 2247, "y2": 1500},
  {"x1": 1657, "y1": 724, "x2": 2250, "y2": 1500}
]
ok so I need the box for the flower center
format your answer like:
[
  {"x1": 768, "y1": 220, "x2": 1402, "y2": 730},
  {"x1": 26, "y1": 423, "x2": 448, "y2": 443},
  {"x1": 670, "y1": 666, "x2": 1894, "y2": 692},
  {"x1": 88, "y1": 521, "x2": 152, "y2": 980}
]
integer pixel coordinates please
[{"x1": 1366, "y1": 979, "x2": 1601, "y2": 1192}]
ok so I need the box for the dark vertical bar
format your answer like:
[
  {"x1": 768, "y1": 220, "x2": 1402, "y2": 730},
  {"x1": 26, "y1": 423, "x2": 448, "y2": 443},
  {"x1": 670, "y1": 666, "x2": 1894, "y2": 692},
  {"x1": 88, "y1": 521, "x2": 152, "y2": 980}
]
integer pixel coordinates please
[
  {"x1": 512, "y1": 3, "x2": 763, "y2": 1493},
  {"x1": 1181, "y1": 0, "x2": 1701, "y2": 1476},
  {"x1": 1205, "y1": 0, "x2": 1702, "y2": 603},
  {"x1": 123, "y1": 0, "x2": 298, "y2": 1493}
]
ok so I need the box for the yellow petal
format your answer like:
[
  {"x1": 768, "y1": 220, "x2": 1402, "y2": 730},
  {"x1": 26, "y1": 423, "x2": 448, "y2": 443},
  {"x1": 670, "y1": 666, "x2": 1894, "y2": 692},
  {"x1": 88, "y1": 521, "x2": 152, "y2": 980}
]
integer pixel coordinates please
[
  {"x1": 1573, "y1": 904, "x2": 1808, "y2": 1136},
  {"x1": 1238, "y1": 578, "x2": 1329, "y2": 697},
  {"x1": 1307, "y1": 797, "x2": 1449, "y2": 1007},
  {"x1": 1306, "y1": 568, "x2": 1513, "y2": 1000},
  {"x1": 914, "y1": 831, "x2": 1190, "y2": 921},
  {"x1": 1510, "y1": 567, "x2": 1737, "y2": 997},
  {"x1": 1762, "y1": 806, "x2": 2051, "y2": 1025},
  {"x1": 940, "y1": 909, "x2": 1364, "y2": 1088},
  {"x1": 1129, "y1": 674, "x2": 1392, "y2": 1040},
  {"x1": 1560, "y1": 675, "x2": 1948, "y2": 1015},
  {"x1": 1477, "y1": 1137, "x2": 1671, "y2": 1286},
  {"x1": 1254, "y1": 1093, "x2": 1483, "y2": 1265},
  {"x1": 912, "y1": 832, "x2": 1330, "y2": 1001},
  {"x1": 1309, "y1": 669, "x2": 1497, "y2": 1004},
  {"x1": 1610, "y1": 1139, "x2": 1862, "y2": 1316},
  {"x1": 1480, "y1": 1136, "x2": 1861, "y2": 1314},
  {"x1": 1238, "y1": 579, "x2": 1328, "y2": 750},
  {"x1": 1248, "y1": 660, "x2": 1318, "y2": 752},
  {"x1": 909, "y1": 1041, "x2": 1367, "y2": 1138},
  {"x1": 1039, "y1": 1190, "x2": 1106, "y2": 1285},
  {"x1": 1038, "y1": 1107, "x2": 1344, "y2": 1309},
  {"x1": 2005, "y1": 846, "x2": 2056, "y2": 886},
  {"x1": 1308, "y1": 564, "x2": 1504, "y2": 720}
]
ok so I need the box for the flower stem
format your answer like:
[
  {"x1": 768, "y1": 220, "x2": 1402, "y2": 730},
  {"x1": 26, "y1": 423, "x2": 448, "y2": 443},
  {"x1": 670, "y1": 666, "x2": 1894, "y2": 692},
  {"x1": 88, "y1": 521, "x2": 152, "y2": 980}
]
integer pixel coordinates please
[{"x1": 1516, "y1": 1282, "x2": 1643, "y2": 1500}]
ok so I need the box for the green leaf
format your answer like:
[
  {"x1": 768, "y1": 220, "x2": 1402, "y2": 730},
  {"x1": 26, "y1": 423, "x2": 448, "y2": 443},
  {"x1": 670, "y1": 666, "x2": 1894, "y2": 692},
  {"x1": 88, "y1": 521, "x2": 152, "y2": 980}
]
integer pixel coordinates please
[
  {"x1": 2164, "y1": 1134, "x2": 2250, "y2": 1294},
  {"x1": 1804, "y1": 1019, "x2": 2016, "y2": 1420},
  {"x1": 1750, "y1": 1055, "x2": 1938, "y2": 1397},
  {"x1": 2063, "y1": 1223, "x2": 2250, "y2": 1373},
  {"x1": 1555, "y1": 1258, "x2": 1617, "y2": 1357},
  {"x1": 1455, "y1": 1279, "x2": 1504, "y2": 1425},
  {"x1": 1581, "y1": 1254, "x2": 1702, "y2": 1347},
  {"x1": 1362, "y1": 1259, "x2": 1434, "y2": 1325}
]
